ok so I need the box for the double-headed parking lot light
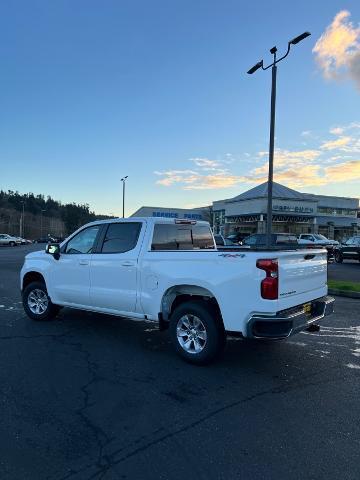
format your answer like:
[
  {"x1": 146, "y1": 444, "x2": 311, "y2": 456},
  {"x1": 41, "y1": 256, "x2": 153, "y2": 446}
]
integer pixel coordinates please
[
  {"x1": 121, "y1": 176, "x2": 128, "y2": 218},
  {"x1": 247, "y1": 31, "x2": 311, "y2": 249}
]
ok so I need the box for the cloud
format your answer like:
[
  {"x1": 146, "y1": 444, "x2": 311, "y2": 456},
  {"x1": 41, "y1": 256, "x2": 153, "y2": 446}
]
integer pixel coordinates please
[
  {"x1": 255, "y1": 149, "x2": 321, "y2": 175},
  {"x1": 254, "y1": 166, "x2": 328, "y2": 188},
  {"x1": 321, "y1": 136, "x2": 352, "y2": 150},
  {"x1": 324, "y1": 160, "x2": 360, "y2": 182},
  {"x1": 329, "y1": 122, "x2": 360, "y2": 135},
  {"x1": 190, "y1": 158, "x2": 222, "y2": 170},
  {"x1": 313, "y1": 10, "x2": 360, "y2": 89},
  {"x1": 155, "y1": 169, "x2": 248, "y2": 190},
  {"x1": 155, "y1": 127, "x2": 360, "y2": 191},
  {"x1": 329, "y1": 127, "x2": 344, "y2": 135}
]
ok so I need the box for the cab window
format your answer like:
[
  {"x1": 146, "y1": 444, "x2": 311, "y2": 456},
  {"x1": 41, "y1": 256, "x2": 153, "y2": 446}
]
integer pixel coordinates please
[
  {"x1": 65, "y1": 226, "x2": 100, "y2": 254},
  {"x1": 100, "y1": 223, "x2": 141, "y2": 253}
]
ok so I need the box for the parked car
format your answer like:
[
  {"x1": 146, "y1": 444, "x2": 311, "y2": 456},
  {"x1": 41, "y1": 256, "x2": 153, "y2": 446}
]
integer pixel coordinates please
[
  {"x1": 16, "y1": 237, "x2": 33, "y2": 245},
  {"x1": 298, "y1": 234, "x2": 338, "y2": 262},
  {"x1": 241, "y1": 233, "x2": 298, "y2": 247},
  {"x1": 35, "y1": 237, "x2": 56, "y2": 244},
  {"x1": 298, "y1": 234, "x2": 339, "y2": 246},
  {"x1": 334, "y1": 236, "x2": 360, "y2": 263},
  {"x1": 213, "y1": 234, "x2": 236, "y2": 247},
  {"x1": 21, "y1": 217, "x2": 334, "y2": 364},
  {"x1": 225, "y1": 232, "x2": 246, "y2": 244},
  {"x1": 0, "y1": 234, "x2": 22, "y2": 246}
]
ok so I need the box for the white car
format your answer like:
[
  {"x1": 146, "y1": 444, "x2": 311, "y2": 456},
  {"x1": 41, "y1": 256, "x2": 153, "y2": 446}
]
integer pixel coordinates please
[
  {"x1": 298, "y1": 234, "x2": 339, "y2": 246},
  {"x1": 20, "y1": 218, "x2": 334, "y2": 364},
  {"x1": 16, "y1": 237, "x2": 33, "y2": 245},
  {"x1": 0, "y1": 234, "x2": 22, "y2": 246}
]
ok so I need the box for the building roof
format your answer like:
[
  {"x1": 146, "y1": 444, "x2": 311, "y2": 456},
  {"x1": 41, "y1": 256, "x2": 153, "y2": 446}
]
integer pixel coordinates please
[
  {"x1": 131, "y1": 205, "x2": 207, "y2": 216},
  {"x1": 227, "y1": 182, "x2": 309, "y2": 202}
]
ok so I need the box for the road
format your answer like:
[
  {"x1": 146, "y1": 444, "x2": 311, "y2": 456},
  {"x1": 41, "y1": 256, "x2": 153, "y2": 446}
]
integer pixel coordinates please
[
  {"x1": 0, "y1": 245, "x2": 359, "y2": 480},
  {"x1": 328, "y1": 260, "x2": 360, "y2": 283}
]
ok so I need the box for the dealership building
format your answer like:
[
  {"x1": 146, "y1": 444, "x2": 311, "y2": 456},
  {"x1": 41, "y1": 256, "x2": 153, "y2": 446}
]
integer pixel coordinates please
[
  {"x1": 213, "y1": 182, "x2": 360, "y2": 241},
  {"x1": 131, "y1": 182, "x2": 359, "y2": 241},
  {"x1": 131, "y1": 205, "x2": 208, "y2": 221}
]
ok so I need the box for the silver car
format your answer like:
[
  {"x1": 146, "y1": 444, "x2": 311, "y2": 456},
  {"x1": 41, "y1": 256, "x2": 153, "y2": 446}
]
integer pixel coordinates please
[{"x1": 0, "y1": 234, "x2": 22, "y2": 246}]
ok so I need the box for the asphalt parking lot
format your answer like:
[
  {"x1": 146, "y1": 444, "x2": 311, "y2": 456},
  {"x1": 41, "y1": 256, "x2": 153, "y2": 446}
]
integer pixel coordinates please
[
  {"x1": 328, "y1": 259, "x2": 359, "y2": 283},
  {"x1": 0, "y1": 245, "x2": 359, "y2": 480}
]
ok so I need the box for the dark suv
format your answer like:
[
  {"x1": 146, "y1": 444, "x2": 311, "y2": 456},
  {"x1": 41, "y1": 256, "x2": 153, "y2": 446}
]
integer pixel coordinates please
[
  {"x1": 334, "y1": 236, "x2": 360, "y2": 263},
  {"x1": 241, "y1": 233, "x2": 298, "y2": 246}
]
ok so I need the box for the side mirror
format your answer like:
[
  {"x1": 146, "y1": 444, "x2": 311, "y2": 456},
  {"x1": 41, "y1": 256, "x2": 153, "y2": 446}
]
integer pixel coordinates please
[{"x1": 46, "y1": 243, "x2": 61, "y2": 260}]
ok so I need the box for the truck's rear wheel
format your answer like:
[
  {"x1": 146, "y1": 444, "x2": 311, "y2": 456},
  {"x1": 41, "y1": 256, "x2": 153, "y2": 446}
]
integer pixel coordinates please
[
  {"x1": 22, "y1": 281, "x2": 60, "y2": 321},
  {"x1": 169, "y1": 300, "x2": 226, "y2": 365}
]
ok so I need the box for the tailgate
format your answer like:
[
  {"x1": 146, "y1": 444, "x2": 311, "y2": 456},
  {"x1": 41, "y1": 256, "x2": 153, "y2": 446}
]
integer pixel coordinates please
[{"x1": 278, "y1": 248, "x2": 327, "y2": 302}]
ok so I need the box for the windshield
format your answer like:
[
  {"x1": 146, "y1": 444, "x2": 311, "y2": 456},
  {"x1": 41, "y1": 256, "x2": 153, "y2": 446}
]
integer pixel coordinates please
[{"x1": 313, "y1": 234, "x2": 327, "y2": 240}]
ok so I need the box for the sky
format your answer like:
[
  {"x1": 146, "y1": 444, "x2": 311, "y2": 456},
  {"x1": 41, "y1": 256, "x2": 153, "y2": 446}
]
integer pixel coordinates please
[{"x1": 1, "y1": 0, "x2": 360, "y2": 216}]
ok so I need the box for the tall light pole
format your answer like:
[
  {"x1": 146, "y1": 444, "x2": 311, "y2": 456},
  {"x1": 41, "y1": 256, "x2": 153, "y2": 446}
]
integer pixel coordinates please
[
  {"x1": 20, "y1": 200, "x2": 25, "y2": 237},
  {"x1": 121, "y1": 176, "x2": 128, "y2": 218},
  {"x1": 40, "y1": 209, "x2": 46, "y2": 238},
  {"x1": 247, "y1": 31, "x2": 311, "y2": 248}
]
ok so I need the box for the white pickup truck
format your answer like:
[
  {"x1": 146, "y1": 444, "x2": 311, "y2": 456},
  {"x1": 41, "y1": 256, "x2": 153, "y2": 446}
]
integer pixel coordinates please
[{"x1": 21, "y1": 218, "x2": 334, "y2": 364}]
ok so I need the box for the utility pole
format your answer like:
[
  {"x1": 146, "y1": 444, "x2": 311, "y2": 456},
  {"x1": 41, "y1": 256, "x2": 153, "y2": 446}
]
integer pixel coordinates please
[
  {"x1": 247, "y1": 31, "x2": 311, "y2": 248},
  {"x1": 20, "y1": 201, "x2": 25, "y2": 237},
  {"x1": 40, "y1": 209, "x2": 46, "y2": 238},
  {"x1": 121, "y1": 176, "x2": 128, "y2": 218}
]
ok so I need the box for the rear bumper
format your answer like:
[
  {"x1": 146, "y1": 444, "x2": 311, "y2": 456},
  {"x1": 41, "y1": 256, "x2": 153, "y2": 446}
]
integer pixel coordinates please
[{"x1": 247, "y1": 295, "x2": 335, "y2": 339}]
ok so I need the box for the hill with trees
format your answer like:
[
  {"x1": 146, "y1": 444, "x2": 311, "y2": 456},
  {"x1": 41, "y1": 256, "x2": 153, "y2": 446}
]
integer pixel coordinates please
[{"x1": 0, "y1": 190, "x2": 113, "y2": 239}]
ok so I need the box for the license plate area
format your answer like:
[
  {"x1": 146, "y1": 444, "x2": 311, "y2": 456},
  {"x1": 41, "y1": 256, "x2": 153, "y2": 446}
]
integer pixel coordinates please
[{"x1": 303, "y1": 302, "x2": 312, "y2": 315}]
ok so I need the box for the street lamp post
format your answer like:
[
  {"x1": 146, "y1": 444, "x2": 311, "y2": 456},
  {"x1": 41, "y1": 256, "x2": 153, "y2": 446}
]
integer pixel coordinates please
[
  {"x1": 121, "y1": 176, "x2": 128, "y2": 218},
  {"x1": 20, "y1": 201, "x2": 25, "y2": 237},
  {"x1": 40, "y1": 209, "x2": 46, "y2": 238},
  {"x1": 247, "y1": 31, "x2": 311, "y2": 249}
]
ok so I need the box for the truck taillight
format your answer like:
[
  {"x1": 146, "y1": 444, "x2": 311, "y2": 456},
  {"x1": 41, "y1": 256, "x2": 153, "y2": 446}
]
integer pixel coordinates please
[{"x1": 256, "y1": 259, "x2": 278, "y2": 300}]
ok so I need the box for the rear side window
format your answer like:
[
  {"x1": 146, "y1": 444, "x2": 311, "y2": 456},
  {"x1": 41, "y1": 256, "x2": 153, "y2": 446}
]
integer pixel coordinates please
[
  {"x1": 101, "y1": 223, "x2": 141, "y2": 253},
  {"x1": 151, "y1": 224, "x2": 215, "y2": 250}
]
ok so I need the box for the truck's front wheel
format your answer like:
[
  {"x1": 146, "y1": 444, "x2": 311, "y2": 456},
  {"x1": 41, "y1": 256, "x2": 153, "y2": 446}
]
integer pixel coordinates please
[
  {"x1": 22, "y1": 281, "x2": 60, "y2": 321},
  {"x1": 169, "y1": 300, "x2": 226, "y2": 365}
]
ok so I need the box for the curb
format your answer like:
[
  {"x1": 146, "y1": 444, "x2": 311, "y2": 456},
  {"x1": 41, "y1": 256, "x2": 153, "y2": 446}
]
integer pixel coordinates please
[{"x1": 328, "y1": 288, "x2": 360, "y2": 299}]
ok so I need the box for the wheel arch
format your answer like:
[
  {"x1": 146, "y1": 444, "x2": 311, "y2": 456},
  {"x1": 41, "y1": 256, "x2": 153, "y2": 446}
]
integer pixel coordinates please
[
  {"x1": 160, "y1": 284, "x2": 223, "y2": 324},
  {"x1": 22, "y1": 271, "x2": 46, "y2": 291}
]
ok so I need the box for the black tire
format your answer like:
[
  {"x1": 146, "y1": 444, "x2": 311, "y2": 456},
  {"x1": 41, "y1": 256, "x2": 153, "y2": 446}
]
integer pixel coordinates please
[
  {"x1": 22, "y1": 281, "x2": 60, "y2": 321},
  {"x1": 9, "y1": 241, "x2": 16, "y2": 247},
  {"x1": 334, "y1": 251, "x2": 343, "y2": 263},
  {"x1": 169, "y1": 300, "x2": 226, "y2": 365}
]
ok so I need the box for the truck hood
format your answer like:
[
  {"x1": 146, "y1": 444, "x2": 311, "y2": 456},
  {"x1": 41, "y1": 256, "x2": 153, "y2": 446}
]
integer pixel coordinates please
[{"x1": 25, "y1": 250, "x2": 46, "y2": 260}]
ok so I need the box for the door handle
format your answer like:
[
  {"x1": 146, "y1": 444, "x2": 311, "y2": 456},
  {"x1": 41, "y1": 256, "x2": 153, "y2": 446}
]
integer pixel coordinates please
[
  {"x1": 79, "y1": 260, "x2": 89, "y2": 265},
  {"x1": 121, "y1": 261, "x2": 135, "y2": 267}
]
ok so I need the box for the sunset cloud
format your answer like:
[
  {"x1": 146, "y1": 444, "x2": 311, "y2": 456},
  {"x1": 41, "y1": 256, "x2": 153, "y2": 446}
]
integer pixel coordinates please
[
  {"x1": 324, "y1": 160, "x2": 360, "y2": 182},
  {"x1": 313, "y1": 10, "x2": 360, "y2": 89},
  {"x1": 155, "y1": 169, "x2": 248, "y2": 190},
  {"x1": 321, "y1": 136, "x2": 352, "y2": 150},
  {"x1": 155, "y1": 126, "x2": 360, "y2": 191},
  {"x1": 190, "y1": 158, "x2": 222, "y2": 170}
]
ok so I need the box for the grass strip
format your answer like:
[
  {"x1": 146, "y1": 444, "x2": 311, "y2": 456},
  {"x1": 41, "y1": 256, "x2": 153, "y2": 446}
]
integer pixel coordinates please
[{"x1": 328, "y1": 280, "x2": 360, "y2": 293}]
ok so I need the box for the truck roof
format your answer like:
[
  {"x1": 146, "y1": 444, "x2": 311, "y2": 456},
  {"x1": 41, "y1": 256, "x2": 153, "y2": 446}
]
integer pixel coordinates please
[{"x1": 82, "y1": 217, "x2": 210, "y2": 228}]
